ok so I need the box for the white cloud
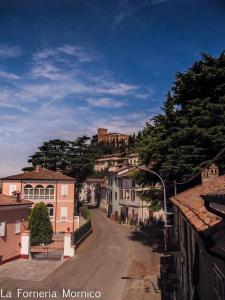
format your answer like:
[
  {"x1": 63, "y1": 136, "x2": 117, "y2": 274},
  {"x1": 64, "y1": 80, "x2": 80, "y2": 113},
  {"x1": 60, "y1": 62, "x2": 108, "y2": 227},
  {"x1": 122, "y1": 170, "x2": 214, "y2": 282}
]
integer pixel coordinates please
[
  {"x1": 0, "y1": 45, "x2": 22, "y2": 58},
  {"x1": 114, "y1": 0, "x2": 168, "y2": 26},
  {"x1": 30, "y1": 62, "x2": 69, "y2": 81},
  {"x1": 0, "y1": 43, "x2": 155, "y2": 176},
  {"x1": 87, "y1": 97, "x2": 125, "y2": 108},
  {"x1": 97, "y1": 83, "x2": 138, "y2": 96},
  {"x1": 0, "y1": 70, "x2": 20, "y2": 80},
  {"x1": 33, "y1": 45, "x2": 95, "y2": 63}
]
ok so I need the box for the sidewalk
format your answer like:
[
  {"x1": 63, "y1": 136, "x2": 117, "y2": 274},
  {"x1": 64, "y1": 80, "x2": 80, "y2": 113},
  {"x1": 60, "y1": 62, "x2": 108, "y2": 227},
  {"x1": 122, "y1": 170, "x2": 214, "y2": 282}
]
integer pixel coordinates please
[{"x1": 0, "y1": 259, "x2": 63, "y2": 282}]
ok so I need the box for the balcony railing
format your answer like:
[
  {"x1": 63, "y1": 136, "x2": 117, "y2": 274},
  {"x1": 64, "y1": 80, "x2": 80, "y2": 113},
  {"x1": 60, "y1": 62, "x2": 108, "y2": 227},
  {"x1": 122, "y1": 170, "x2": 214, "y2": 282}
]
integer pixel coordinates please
[{"x1": 24, "y1": 194, "x2": 55, "y2": 200}]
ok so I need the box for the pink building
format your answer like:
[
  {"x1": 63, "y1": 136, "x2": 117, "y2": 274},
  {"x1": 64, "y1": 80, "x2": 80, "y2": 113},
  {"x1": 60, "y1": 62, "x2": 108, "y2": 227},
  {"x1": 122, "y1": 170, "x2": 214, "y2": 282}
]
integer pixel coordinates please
[
  {"x1": 1, "y1": 166, "x2": 76, "y2": 233},
  {"x1": 0, "y1": 194, "x2": 32, "y2": 264}
]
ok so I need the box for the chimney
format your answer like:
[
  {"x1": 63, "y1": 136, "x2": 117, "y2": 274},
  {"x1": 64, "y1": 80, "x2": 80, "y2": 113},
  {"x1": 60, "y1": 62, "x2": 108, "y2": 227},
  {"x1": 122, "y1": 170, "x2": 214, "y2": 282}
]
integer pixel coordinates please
[
  {"x1": 35, "y1": 165, "x2": 42, "y2": 172},
  {"x1": 201, "y1": 163, "x2": 219, "y2": 183}
]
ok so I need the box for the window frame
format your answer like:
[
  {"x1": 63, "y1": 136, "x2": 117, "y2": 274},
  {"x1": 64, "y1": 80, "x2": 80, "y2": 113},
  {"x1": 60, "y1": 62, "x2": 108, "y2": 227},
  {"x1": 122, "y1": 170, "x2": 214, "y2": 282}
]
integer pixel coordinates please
[{"x1": 15, "y1": 220, "x2": 21, "y2": 234}]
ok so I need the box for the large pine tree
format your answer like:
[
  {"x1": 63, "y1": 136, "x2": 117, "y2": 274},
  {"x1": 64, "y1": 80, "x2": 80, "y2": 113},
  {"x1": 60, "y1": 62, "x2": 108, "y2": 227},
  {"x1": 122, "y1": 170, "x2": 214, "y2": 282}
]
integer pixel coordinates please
[{"x1": 136, "y1": 52, "x2": 225, "y2": 184}]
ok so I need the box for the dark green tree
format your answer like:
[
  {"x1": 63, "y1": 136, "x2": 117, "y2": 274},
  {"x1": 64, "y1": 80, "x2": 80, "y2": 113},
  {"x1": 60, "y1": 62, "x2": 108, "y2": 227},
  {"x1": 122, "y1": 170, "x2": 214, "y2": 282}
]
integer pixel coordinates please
[
  {"x1": 135, "y1": 52, "x2": 225, "y2": 188},
  {"x1": 29, "y1": 202, "x2": 53, "y2": 245},
  {"x1": 23, "y1": 139, "x2": 69, "y2": 172}
]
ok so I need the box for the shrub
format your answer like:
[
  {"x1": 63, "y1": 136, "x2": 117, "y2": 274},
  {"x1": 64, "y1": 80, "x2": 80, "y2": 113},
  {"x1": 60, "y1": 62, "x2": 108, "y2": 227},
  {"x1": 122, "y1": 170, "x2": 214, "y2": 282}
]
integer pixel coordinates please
[
  {"x1": 29, "y1": 202, "x2": 53, "y2": 245},
  {"x1": 80, "y1": 206, "x2": 91, "y2": 222}
]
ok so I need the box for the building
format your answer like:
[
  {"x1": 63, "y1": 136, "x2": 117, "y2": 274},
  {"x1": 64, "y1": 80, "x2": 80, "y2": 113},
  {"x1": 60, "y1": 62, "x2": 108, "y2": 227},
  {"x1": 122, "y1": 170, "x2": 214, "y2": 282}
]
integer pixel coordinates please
[
  {"x1": 106, "y1": 166, "x2": 152, "y2": 223},
  {"x1": 0, "y1": 194, "x2": 32, "y2": 264},
  {"x1": 128, "y1": 153, "x2": 140, "y2": 166},
  {"x1": 170, "y1": 165, "x2": 225, "y2": 300},
  {"x1": 94, "y1": 152, "x2": 140, "y2": 173},
  {"x1": 118, "y1": 167, "x2": 151, "y2": 223},
  {"x1": 94, "y1": 153, "x2": 128, "y2": 172},
  {"x1": 107, "y1": 168, "x2": 124, "y2": 220},
  {"x1": 97, "y1": 128, "x2": 129, "y2": 144},
  {"x1": 1, "y1": 166, "x2": 76, "y2": 233},
  {"x1": 79, "y1": 178, "x2": 106, "y2": 208}
]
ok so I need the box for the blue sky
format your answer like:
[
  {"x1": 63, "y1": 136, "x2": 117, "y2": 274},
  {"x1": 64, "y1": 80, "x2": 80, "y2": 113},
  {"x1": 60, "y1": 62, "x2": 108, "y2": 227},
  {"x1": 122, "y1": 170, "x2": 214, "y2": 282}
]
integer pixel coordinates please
[{"x1": 0, "y1": 0, "x2": 225, "y2": 175}]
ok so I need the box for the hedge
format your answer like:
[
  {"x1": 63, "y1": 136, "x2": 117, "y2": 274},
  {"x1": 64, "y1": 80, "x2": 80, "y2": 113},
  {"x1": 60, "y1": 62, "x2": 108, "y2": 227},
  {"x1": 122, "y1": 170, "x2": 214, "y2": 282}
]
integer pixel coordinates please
[{"x1": 73, "y1": 221, "x2": 92, "y2": 244}]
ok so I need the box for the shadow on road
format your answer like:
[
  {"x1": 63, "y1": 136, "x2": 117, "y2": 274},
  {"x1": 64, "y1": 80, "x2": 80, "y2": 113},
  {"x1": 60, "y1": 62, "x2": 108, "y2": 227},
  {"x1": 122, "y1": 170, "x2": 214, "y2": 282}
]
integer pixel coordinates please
[
  {"x1": 128, "y1": 224, "x2": 178, "y2": 300},
  {"x1": 128, "y1": 223, "x2": 165, "y2": 255}
]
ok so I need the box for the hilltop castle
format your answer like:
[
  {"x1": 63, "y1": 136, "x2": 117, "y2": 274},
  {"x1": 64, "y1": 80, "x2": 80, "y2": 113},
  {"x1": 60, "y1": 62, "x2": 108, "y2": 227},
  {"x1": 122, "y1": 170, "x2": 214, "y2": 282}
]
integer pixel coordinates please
[{"x1": 97, "y1": 128, "x2": 129, "y2": 144}]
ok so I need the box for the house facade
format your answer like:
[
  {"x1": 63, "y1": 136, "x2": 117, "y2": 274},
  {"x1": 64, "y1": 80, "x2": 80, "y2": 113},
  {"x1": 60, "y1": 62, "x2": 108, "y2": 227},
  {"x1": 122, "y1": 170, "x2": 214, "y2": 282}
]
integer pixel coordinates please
[
  {"x1": 0, "y1": 194, "x2": 32, "y2": 264},
  {"x1": 94, "y1": 153, "x2": 128, "y2": 173},
  {"x1": 79, "y1": 178, "x2": 106, "y2": 208},
  {"x1": 170, "y1": 168, "x2": 225, "y2": 300},
  {"x1": 1, "y1": 166, "x2": 76, "y2": 233},
  {"x1": 106, "y1": 167, "x2": 151, "y2": 223}
]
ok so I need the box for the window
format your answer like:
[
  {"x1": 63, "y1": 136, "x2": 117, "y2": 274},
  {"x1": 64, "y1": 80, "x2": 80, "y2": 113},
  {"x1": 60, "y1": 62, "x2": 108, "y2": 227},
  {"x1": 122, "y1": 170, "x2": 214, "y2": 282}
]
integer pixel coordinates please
[
  {"x1": 46, "y1": 204, "x2": 54, "y2": 221},
  {"x1": 9, "y1": 184, "x2": 17, "y2": 195},
  {"x1": 61, "y1": 207, "x2": 68, "y2": 221},
  {"x1": 45, "y1": 185, "x2": 55, "y2": 200},
  {"x1": 15, "y1": 220, "x2": 21, "y2": 234},
  {"x1": 213, "y1": 265, "x2": 225, "y2": 300},
  {"x1": 34, "y1": 185, "x2": 44, "y2": 200},
  {"x1": 61, "y1": 185, "x2": 68, "y2": 196},
  {"x1": 115, "y1": 192, "x2": 117, "y2": 200},
  {"x1": 0, "y1": 222, "x2": 6, "y2": 237},
  {"x1": 24, "y1": 185, "x2": 34, "y2": 200}
]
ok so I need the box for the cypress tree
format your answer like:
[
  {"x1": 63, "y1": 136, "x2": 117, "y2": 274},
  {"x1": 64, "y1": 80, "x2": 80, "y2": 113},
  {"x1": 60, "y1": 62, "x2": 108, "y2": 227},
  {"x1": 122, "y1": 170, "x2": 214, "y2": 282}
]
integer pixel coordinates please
[{"x1": 29, "y1": 202, "x2": 53, "y2": 246}]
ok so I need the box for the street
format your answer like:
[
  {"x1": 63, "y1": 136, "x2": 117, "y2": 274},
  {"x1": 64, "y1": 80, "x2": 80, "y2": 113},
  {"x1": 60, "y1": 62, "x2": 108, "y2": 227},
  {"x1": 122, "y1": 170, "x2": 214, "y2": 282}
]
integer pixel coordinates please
[{"x1": 0, "y1": 209, "x2": 162, "y2": 300}]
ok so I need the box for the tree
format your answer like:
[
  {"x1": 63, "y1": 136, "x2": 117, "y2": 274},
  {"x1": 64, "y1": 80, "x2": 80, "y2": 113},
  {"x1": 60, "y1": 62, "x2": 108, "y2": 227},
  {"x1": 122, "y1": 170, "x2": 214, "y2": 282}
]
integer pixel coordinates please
[
  {"x1": 135, "y1": 52, "x2": 225, "y2": 190},
  {"x1": 29, "y1": 202, "x2": 53, "y2": 245},
  {"x1": 23, "y1": 133, "x2": 134, "y2": 185},
  {"x1": 23, "y1": 139, "x2": 69, "y2": 172}
]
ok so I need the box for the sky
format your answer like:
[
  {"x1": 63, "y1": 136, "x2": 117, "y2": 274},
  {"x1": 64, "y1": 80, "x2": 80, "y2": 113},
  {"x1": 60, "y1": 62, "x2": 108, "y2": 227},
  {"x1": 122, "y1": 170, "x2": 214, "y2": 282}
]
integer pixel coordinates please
[{"x1": 0, "y1": 0, "x2": 225, "y2": 176}]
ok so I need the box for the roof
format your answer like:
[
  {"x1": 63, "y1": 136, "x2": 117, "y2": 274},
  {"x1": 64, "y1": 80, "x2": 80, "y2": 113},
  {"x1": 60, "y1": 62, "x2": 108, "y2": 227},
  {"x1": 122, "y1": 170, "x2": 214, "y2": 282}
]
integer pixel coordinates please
[
  {"x1": 96, "y1": 157, "x2": 127, "y2": 162},
  {"x1": 128, "y1": 153, "x2": 139, "y2": 157},
  {"x1": 118, "y1": 168, "x2": 137, "y2": 178},
  {"x1": 108, "y1": 165, "x2": 130, "y2": 176},
  {"x1": 1, "y1": 168, "x2": 75, "y2": 181},
  {"x1": 0, "y1": 194, "x2": 32, "y2": 207},
  {"x1": 86, "y1": 178, "x2": 105, "y2": 183},
  {"x1": 170, "y1": 175, "x2": 225, "y2": 232}
]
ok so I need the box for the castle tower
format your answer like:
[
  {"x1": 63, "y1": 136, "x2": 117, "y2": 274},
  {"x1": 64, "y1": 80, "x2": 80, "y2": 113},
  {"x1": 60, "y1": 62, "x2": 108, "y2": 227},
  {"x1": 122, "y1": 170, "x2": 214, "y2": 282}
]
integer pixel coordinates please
[{"x1": 98, "y1": 128, "x2": 108, "y2": 143}]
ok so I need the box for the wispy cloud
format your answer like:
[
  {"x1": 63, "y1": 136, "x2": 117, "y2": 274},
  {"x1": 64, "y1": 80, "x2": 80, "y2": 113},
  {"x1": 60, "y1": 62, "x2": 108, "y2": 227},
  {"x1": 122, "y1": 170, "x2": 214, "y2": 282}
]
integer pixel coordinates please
[
  {"x1": 0, "y1": 69, "x2": 20, "y2": 80},
  {"x1": 0, "y1": 45, "x2": 22, "y2": 58},
  {"x1": 33, "y1": 45, "x2": 95, "y2": 63},
  {"x1": 87, "y1": 97, "x2": 125, "y2": 108},
  {"x1": 114, "y1": 0, "x2": 168, "y2": 26},
  {"x1": 0, "y1": 43, "x2": 156, "y2": 176}
]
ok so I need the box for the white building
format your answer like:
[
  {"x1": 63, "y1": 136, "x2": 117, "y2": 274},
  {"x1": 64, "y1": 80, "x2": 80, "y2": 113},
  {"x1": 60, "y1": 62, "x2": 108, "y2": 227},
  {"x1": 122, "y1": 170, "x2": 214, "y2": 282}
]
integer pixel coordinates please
[{"x1": 79, "y1": 178, "x2": 106, "y2": 208}]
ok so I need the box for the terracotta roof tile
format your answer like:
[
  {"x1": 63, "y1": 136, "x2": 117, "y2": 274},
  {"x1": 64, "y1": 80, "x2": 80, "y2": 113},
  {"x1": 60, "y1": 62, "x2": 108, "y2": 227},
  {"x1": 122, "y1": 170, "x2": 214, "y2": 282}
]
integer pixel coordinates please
[
  {"x1": 170, "y1": 175, "x2": 225, "y2": 231},
  {"x1": 1, "y1": 168, "x2": 75, "y2": 181},
  {"x1": 0, "y1": 194, "x2": 32, "y2": 207}
]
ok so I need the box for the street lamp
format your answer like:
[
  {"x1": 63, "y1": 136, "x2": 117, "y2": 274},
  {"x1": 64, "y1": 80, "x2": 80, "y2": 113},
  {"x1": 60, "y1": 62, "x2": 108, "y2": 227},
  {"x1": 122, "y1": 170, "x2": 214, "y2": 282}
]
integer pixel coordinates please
[{"x1": 132, "y1": 165, "x2": 168, "y2": 251}]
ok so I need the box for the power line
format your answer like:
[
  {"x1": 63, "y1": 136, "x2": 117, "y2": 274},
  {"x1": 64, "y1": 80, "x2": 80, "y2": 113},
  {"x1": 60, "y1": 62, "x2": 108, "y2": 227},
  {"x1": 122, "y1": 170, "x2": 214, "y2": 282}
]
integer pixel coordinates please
[{"x1": 175, "y1": 145, "x2": 225, "y2": 186}]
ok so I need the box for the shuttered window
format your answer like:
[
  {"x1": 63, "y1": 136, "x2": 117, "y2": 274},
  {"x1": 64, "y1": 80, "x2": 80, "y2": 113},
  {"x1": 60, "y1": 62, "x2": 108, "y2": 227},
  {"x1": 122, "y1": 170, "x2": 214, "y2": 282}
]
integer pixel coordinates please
[
  {"x1": 61, "y1": 207, "x2": 68, "y2": 221},
  {"x1": 15, "y1": 220, "x2": 21, "y2": 234},
  {"x1": 61, "y1": 185, "x2": 68, "y2": 196},
  {"x1": 9, "y1": 184, "x2": 17, "y2": 195},
  {"x1": 0, "y1": 222, "x2": 6, "y2": 237}
]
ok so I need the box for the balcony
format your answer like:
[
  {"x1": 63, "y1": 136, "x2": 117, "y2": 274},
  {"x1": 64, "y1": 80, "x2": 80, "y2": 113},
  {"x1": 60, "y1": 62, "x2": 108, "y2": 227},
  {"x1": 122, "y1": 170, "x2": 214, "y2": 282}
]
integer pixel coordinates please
[{"x1": 24, "y1": 194, "x2": 55, "y2": 201}]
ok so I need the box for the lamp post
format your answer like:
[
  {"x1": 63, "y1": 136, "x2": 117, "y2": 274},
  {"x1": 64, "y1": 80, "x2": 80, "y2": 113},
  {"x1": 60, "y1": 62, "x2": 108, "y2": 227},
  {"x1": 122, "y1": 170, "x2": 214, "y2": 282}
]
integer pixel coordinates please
[{"x1": 133, "y1": 165, "x2": 168, "y2": 251}]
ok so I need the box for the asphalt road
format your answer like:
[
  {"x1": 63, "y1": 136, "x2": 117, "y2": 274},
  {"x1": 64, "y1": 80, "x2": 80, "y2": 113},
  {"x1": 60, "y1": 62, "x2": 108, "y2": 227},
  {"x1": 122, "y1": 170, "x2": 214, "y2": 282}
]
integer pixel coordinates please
[{"x1": 0, "y1": 209, "x2": 161, "y2": 300}]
